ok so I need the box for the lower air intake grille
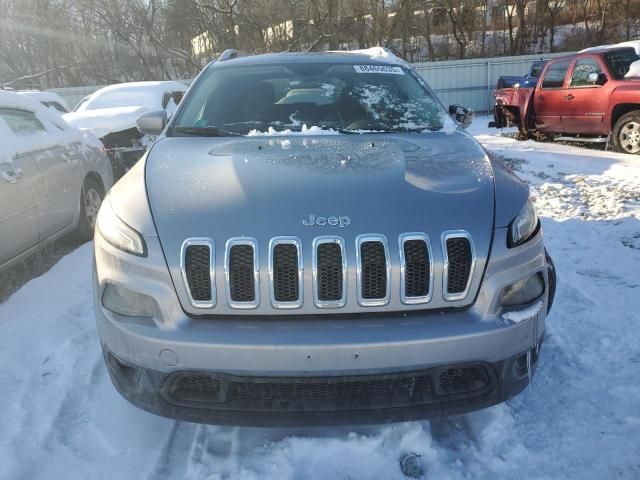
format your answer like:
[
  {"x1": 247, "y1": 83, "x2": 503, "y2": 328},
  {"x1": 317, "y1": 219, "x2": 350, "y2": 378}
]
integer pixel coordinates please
[
  {"x1": 317, "y1": 243, "x2": 343, "y2": 301},
  {"x1": 446, "y1": 237, "x2": 472, "y2": 294},
  {"x1": 403, "y1": 240, "x2": 430, "y2": 297},
  {"x1": 229, "y1": 374, "x2": 432, "y2": 402},
  {"x1": 273, "y1": 244, "x2": 299, "y2": 302},
  {"x1": 162, "y1": 362, "x2": 495, "y2": 412},
  {"x1": 360, "y1": 241, "x2": 387, "y2": 299},
  {"x1": 184, "y1": 245, "x2": 212, "y2": 301},
  {"x1": 439, "y1": 365, "x2": 488, "y2": 394},
  {"x1": 228, "y1": 244, "x2": 255, "y2": 302}
]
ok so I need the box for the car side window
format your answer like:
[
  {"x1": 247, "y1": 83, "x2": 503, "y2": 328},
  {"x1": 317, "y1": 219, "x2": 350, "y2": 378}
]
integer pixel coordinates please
[
  {"x1": 0, "y1": 108, "x2": 47, "y2": 136},
  {"x1": 570, "y1": 59, "x2": 603, "y2": 87},
  {"x1": 45, "y1": 101, "x2": 69, "y2": 113},
  {"x1": 541, "y1": 60, "x2": 571, "y2": 89}
]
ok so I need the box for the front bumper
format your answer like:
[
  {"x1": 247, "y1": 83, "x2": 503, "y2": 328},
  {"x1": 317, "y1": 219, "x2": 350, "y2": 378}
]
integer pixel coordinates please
[
  {"x1": 94, "y1": 225, "x2": 553, "y2": 426},
  {"x1": 102, "y1": 342, "x2": 540, "y2": 426}
]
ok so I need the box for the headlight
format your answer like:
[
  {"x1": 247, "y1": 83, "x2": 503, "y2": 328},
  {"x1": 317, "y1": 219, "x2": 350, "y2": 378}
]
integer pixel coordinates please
[
  {"x1": 509, "y1": 199, "x2": 539, "y2": 247},
  {"x1": 501, "y1": 273, "x2": 544, "y2": 307},
  {"x1": 97, "y1": 196, "x2": 147, "y2": 256}
]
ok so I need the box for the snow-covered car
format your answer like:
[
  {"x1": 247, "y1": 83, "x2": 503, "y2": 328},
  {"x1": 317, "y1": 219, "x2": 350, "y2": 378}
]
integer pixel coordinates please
[
  {"x1": 94, "y1": 49, "x2": 556, "y2": 426},
  {"x1": 64, "y1": 81, "x2": 187, "y2": 178},
  {"x1": 16, "y1": 90, "x2": 70, "y2": 114},
  {"x1": 0, "y1": 91, "x2": 113, "y2": 272}
]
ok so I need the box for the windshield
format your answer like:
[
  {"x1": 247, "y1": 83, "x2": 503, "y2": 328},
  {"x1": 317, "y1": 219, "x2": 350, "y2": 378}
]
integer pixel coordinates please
[
  {"x1": 604, "y1": 49, "x2": 640, "y2": 79},
  {"x1": 172, "y1": 62, "x2": 448, "y2": 135}
]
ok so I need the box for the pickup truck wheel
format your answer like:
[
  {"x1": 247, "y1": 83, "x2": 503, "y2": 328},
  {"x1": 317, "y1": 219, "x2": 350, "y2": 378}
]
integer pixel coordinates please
[
  {"x1": 613, "y1": 111, "x2": 640, "y2": 154},
  {"x1": 76, "y1": 177, "x2": 104, "y2": 241}
]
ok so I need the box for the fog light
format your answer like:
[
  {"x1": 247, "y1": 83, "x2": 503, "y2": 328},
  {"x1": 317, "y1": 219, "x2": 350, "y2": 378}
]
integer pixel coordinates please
[
  {"x1": 500, "y1": 273, "x2": 544, "y2": 307},
  {"x1": 102, "y1": 283, "x2": 156, "y2": 317}
]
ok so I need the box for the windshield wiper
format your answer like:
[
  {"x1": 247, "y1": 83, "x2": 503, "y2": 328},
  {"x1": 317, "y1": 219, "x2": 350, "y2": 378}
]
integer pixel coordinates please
[{"x1": 173, "y1": 126, "x2": 242, "y2": 137}]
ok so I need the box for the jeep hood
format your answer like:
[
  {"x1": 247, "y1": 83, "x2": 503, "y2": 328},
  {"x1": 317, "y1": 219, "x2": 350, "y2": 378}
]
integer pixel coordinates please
[{"x1": 145, "y1": 131, "x2": 496, "y2": 312}]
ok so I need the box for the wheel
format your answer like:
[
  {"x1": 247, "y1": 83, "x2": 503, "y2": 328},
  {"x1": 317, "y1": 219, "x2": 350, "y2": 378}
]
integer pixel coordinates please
[
  {"x1": 76, "y1": 177, "x2": 104, "y2": 240},
  {"x1": 612, "y1": 111, "x2": 640, "y2": 154}
]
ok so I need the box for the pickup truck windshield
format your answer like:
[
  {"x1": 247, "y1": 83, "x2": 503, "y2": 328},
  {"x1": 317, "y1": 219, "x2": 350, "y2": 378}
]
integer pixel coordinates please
[
  {"x1": 172, "y1": 62, "x2": 447, "y2": 135},
  {"x1": 604, "y1": 49, "x2": 640, "y2": 79}
]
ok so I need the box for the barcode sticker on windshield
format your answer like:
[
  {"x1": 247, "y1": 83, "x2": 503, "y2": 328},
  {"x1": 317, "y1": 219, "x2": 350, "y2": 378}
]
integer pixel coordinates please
[{"x1": 354, "y1": 65, "x2": 404, "y2": 75}]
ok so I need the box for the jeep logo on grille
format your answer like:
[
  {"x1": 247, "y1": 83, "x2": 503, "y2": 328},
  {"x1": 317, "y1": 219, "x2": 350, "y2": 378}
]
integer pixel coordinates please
[{"x1": 302, "y1": 214, "x2": 351, "y2": 228}]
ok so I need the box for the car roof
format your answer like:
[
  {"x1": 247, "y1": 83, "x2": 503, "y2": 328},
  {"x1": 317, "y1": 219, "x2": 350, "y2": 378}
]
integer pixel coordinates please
[
  {"x1": 93, "y1": 81, "x2": 187, "y2": 95},
  {"x1": 16, "y1": 91, "x2": 70, "y2": 109},
  {"x1": 548, "y1": 47, "x2": 636, "y2": 64},
  {"x1": 209, "y1": 49, "x2": 407, "y2": 68}
]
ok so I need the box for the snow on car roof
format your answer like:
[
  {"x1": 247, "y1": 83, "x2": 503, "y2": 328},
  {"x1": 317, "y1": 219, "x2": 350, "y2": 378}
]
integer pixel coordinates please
[
  {"x1": 90, "y1": 80, "x2": 186, "y2": 95},
  {"x1": 0, "y1": 89, "x2": 68, "y2": 126},
  {"x1": 77, "y1": 81, "x2": 187, "y2": 112},
  {"x1": 327, "y1": 47, "x2": 410, "y2": 67},
  {"x1": 16, "y1": 91, "x2": 70, "y2": 112},
  {"x1": 0, "y1": 90, "x2": 86, "y2": 164},
  {"x1": 212, "y1": 49, "x2": 411, "y2": 68},
  {"x1": 579, "y1": 39, "x2": 640, "y2": 55}
]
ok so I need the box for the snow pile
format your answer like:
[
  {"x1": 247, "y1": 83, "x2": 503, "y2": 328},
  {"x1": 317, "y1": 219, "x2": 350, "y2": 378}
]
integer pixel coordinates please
[
  {"x1": 247, "y1": 124, "x2": 340, "y2": 136},
  {"x1": 502, "y1": 300, "x2": 544, "y2": 324},
  {"x1": 625, "y1": 59, "x2": 640, "y2": 78}
]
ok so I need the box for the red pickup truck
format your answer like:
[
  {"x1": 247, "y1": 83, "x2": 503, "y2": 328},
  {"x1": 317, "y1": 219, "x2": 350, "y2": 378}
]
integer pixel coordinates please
[{"x1": 491, "y1": 47, "x2": 640, "y2": 154}]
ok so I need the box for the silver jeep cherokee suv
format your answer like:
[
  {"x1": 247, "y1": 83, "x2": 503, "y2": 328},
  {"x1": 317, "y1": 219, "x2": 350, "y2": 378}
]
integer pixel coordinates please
[{"x1": 94, "y1": 49, "x2": 556, "y2": 426}]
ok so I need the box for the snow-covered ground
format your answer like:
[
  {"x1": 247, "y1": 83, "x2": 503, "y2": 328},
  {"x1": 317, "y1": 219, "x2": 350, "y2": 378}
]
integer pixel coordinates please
[{"x1": 1, "y1": 121, "x2": 639, "y2": 480}]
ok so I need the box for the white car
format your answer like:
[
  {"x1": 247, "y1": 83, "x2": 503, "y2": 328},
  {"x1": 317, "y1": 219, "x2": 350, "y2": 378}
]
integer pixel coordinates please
[
  {"x1": 0, "y1": 91, "x2": 113, "y2": 272},
  {"x1": 63, "y1": 81, "x2": 187, "y2": 177},
  {"x1": 16, "y1": 91, "x2": 71, "y2": 114},
  {"x1": 64, "y1": 81, "x2": 186, "y2": 138}
]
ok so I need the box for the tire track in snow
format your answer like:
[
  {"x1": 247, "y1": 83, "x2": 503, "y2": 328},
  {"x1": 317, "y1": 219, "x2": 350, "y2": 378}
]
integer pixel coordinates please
[{"x1": 145, "y1": 421, "x2": 200, "y2": 480}]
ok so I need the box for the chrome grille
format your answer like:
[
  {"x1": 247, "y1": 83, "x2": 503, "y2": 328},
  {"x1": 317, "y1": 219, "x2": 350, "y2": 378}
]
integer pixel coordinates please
[
  {"x1": 313, "y1": 237, "x2": 346, "y2": 308},
  {"x1": 180, "y1": 231, "x2": 477, "y2": 311},
  {"x1": 180, "y1": 238, "x2": 215, "y2": 308},
  {"x1": 399, "y1": 233, "x2": 432, "y2": 304},
  {"x1": 356, "y1": 235, "x2": 390, "y2": 306},
  {"x1": 225, "y1": 238, "x2": 260, "y2": 309},
  {"x1": 269, "y1": 237, "x2": 303, "y2": 309},
  {"x1": 442, "y1": 231, "x2": 475, "y2": 301}
]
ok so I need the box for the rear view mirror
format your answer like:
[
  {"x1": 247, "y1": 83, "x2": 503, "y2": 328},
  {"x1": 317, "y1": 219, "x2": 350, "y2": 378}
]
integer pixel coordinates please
[
  {"x1": 136, "y1": 110, "x2": 167, "y2": 136},
  {"x1": 449, "y1": 104, "x2": 474, "y2": 129}
]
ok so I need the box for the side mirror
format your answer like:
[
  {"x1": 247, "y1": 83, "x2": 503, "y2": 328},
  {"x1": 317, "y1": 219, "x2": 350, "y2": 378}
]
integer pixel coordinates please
[
  {"x1": 136, "y1": 110, "x2": 167, "y2": 136},
  {"x1": 449, "y1": 104, "x2": 474, "y2": 129},
  {"x1": 587, "y1": 72, "x2": 599, "y2": 84},
  {"x1": 597, "y1": 72, "x2": 608, "y2": 85}
]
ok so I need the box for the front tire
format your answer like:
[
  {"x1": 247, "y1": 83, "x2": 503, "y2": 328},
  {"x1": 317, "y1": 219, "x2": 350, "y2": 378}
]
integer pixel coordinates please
[
  {"x1": 76, "y1": 177, "x2": 104, "y2": 241},
  {"x1": 612, "y1": 111, "x2": 640, "y2": 154}
]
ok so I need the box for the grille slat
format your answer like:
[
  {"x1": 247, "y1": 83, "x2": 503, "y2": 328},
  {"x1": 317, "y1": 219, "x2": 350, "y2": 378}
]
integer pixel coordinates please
[
  {"x1": 316, "y1": 242, "x2": 344, "y2": 304},
  {"x1": 273, "y1": 243, "x2": 300, "y2": 303},
  {"x1": 229, "y1": 244, "x2": 256, "y2": 302},
  {"x1": 444, "y1": 234, "x2": 474, "y2": 300},
  {"x1": 181, "y1": 240, "x2": 214, "y2": 307},
  {"x1": 359, "y1": 240, "x2": 388, "y2": 301},
  {"x1": 185, "y1": 246, "x2": 212, "y2": 301},
  {"x1": 404, "y1": 240, "x2": 429, "y2": 297}
]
